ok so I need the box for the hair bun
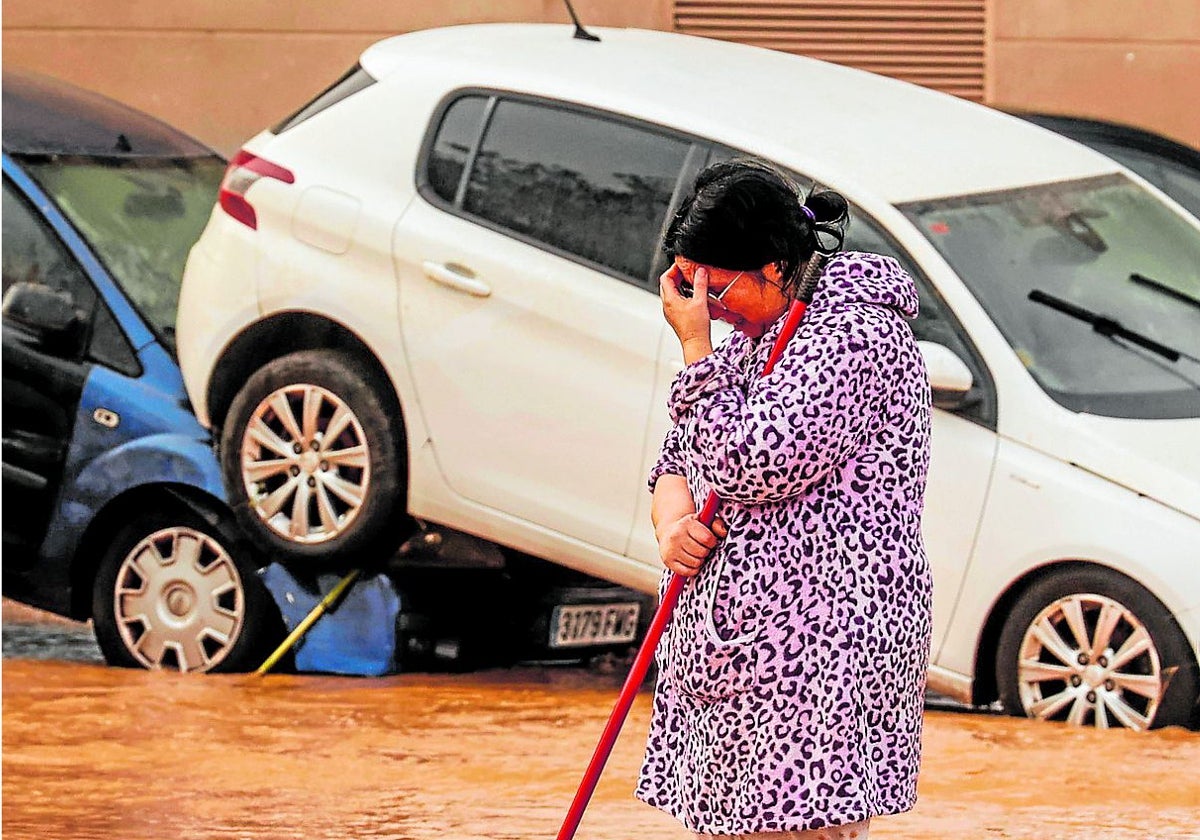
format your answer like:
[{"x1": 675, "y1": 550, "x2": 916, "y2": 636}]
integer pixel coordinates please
[{"x1": 803, "y1": 188, "x2": 850, "y2": 255}]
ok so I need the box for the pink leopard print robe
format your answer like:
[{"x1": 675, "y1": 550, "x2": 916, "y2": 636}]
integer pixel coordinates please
[{"x1": 636, "y1": 251, "x2": 933, "y2": 835}]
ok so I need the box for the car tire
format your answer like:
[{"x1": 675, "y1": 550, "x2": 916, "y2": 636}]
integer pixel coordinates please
[
  {"x1": 91, "y1": 504, "x2": 283, "y2": 673},
  {"x1": 221, "y1": 350, "x2": 408, "y2": 565},
  {"x1": 996, "y1": 566, "x2": 1198, "y2": 730}
]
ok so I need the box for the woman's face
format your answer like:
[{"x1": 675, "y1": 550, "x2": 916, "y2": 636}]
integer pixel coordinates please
[{"x1": 673, "y1": 256, "x2": 790, "y2": 338}]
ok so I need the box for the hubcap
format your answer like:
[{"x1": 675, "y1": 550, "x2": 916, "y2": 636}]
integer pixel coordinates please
[
  {"x1": 1017, "y1": 593, "x2": 1163, "y2": 730},
  {"x1": 165, "y1": 585, "x2": 196, "y2": 617},
  {"x1": 241, "y1": 384, "x2": 370, "y2": 544},
  {"x1": 113, "y1": 527, "x2": 245, "y2": 672}
]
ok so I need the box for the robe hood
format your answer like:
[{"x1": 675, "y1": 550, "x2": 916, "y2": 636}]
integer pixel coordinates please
[{"x1": 810, "y1": 251, "x2": 919, "y2": 318}]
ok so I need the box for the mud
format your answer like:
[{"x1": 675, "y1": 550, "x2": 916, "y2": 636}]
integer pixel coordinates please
[{"x1": 3, "y1": 606, "x2": 1198, "y2": 840}]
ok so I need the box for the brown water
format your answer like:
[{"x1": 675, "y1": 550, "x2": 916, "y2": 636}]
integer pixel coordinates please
[{"x1": 4, "y1": 659, "x2": 1199, "y2": 840}]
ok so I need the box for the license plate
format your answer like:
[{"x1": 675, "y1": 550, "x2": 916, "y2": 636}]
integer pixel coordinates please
[{"x1": 550, "y1": 603, "x2": 640, "y2": 648}]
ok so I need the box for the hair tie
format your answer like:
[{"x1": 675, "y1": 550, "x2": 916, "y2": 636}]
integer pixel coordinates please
[{"x1": 800, "y1": 205, "x2": 816, "y2": 222}]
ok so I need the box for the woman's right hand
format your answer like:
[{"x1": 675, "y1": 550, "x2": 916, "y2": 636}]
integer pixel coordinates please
[
  {"x1": 660, "y1": 263, "x2": 713, "y2": 364},
  {"x1": 656, "y1": 513, "x2": 728, "y2": 577}
]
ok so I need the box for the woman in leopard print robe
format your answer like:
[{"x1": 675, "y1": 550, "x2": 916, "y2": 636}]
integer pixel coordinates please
[{"x1": 637, "y1": 161, "x2": 933, "y2": 839}]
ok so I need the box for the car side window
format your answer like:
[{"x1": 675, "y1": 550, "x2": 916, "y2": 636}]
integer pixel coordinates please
[
  {"x1": 844, "y1": 211, "x2": 996, "y2": 427},
  {"x1": 457, "y1": 98, "x2": 691, "y2": 283},
  {"x1": 2, "y1": 179, "x2": 98, "y2": 361},
  {"x1": 87, "y1": 297, "x2": 141, "y2": 376},
  {"x1": 2, "y1": 179, "x2": 96, "y2": 311},
  {"x1": 843, "y1": 215, "x2": 953, "y2": 344},
  {"x1": 3, "y1": 178, "x2": 140, "y2": 374},
  {"x1": 428, "y1": 96, "x2": 489, "y2": 204}
]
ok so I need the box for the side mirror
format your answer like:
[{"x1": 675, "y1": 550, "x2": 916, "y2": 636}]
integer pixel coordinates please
[
  {"x1": 2, "y1": 282, "x2": 83, "y2": 344},
  {"x1": 918, "y1": 340, "x2": 977, "y2": 411}
]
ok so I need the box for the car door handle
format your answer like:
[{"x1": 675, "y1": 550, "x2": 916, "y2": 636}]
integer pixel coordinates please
[{"x1": 421, "y1": 261, "x2": 491, "y2": 297}]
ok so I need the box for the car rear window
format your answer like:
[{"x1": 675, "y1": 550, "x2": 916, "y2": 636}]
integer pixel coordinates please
[
  {"x1": 272, "y1": 64, "x2": 376, "y2": 135},
  {"x1": 21, "y1": 155, "x2": 225, "y2": 354},
  {"x1": 428, "y1": 96, "x2": 690, "y2": 284}
]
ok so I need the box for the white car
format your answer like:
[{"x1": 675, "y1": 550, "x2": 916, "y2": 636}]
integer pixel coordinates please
[{"x1": 177, "y1": 24, "x2": 1200, "y2": 729}]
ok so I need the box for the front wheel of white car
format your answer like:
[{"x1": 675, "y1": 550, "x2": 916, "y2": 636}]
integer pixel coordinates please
[
  {"x1": 221, "y1": 350, "x2": 407, "y2": 565},
  {"x1": 996, "y1": 566, "x2": 1198, "y2": 730}
]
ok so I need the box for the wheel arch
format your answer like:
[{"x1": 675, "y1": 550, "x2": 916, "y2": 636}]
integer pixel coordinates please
[
  {"x1": 206, "y1": 311, "x2": 406, "y2": 437},
  {"x1": 67, "y1": 483, "x2": 232, "y2": 621},
  {"x1": 971, "y1": 558, "x2": 1199, "y2": 707},
  {"x1": 206, "y1": 311, "x2": 411, "y2": 504}
]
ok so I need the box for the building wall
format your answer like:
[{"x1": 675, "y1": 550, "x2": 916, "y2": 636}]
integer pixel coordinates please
[
  {"x1": 1, "y1": 1, "x2": 672, "y2": 155},
  {"x1": 675, "y1": 1, "x2": 989, "y2": 102},
  {"x1": 3, "y1": 0, "x2": 1197, "y2": 153},
  {"x1": 989, "y1": 0, "x2": 1200, "y2": 147}
]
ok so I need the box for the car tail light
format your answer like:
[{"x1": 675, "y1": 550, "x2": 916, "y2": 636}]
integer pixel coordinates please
[{"x1": 218, "y1": 150, "x2": 295, "y2": 230}]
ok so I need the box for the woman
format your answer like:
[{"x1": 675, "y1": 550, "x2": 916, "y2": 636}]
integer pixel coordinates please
[{"x1": 636, "y1": 159, "x2": 933, "y2": 840}]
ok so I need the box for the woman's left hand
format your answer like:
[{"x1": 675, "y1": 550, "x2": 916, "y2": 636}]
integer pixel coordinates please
[
  {"x1": 660, "y1": 264, "x2": 713, "y2": 364},
  {"x1": 656, "y1": 512, "x2": 728, "y2": 577}
]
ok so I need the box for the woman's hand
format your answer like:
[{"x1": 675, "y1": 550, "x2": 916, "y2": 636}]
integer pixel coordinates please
[
  {"x1": 651, "y1": 474, "x2": 726, "y2": 577},
  {"x1": 656, "y1": 513, "x2": 728, "y2": 577},
  {"x1": 660, "y1": 263, "x2": 713, "y2": 365}
]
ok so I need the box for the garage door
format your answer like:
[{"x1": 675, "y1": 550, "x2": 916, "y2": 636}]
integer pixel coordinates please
[{"x1": 674, "y1": 0, "x2": 987, "y2": 101}]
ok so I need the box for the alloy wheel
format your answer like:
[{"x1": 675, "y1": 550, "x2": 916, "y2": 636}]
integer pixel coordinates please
[
  {"x1": 1017, "y1": 593, "x2": 1163, "y2": 730},
  {"x1": 240, "y1": 384, "x2": 371, "y2": 544},
  {"x1": 113, "y1": 526, "x2": 245, "y2": 672}
]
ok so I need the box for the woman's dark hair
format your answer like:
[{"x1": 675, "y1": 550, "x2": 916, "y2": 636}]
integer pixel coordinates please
[{"x1": 663, "y1": 158, "x2": 849, "y2": 293}]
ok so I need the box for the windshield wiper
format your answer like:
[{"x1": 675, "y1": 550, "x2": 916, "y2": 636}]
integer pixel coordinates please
[
  {"x1": 1028, "y1": 289, "x2": 1200, "y2": 365},
  {"x1": 1130, "y1": 272, "x2": 1200, "y2": 310}
]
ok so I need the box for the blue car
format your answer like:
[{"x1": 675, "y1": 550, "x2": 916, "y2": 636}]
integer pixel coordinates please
[{"x1": 2, "y1": 70, "x2": 281, "y2": 672}]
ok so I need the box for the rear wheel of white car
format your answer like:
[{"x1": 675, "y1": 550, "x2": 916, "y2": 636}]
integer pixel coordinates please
[
  {"x1": 92, "y1": 507, "x2": 281, "y2": 673},
  {"x1": 222, "y1": 350, "x2": 406, "y2": 564},
  {"x1": 996, "y1": 567, "x2": 1198, "y2": 730}
]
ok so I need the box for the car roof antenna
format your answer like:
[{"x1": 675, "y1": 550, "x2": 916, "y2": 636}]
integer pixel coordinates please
[{"x1": 562, "y1": 0, "x2": 601, "y2": 42}]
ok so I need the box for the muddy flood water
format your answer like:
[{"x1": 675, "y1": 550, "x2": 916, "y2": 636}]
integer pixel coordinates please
[{"x1": 4, "y1": 607, "x2": 1198, "y2": 840}]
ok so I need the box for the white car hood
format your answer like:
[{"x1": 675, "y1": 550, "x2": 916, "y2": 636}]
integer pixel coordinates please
[{"x1": 1059, "y1": 412, "x2": 1200, "y2": 521}]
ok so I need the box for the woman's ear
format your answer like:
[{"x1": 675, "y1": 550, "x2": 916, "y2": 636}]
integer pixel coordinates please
[{"x1": 761, "y1": 261, "x2": 785, "y2": 286}]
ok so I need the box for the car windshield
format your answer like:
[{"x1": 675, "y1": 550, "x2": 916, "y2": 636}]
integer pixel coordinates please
[
  {"x1": 1086, "y1": 141, "x2": 1200, "y2": 220},
  {"x1": 900, "y1": 174, "x2": 1200, "y2": 419},
  {"x1": 21, "y1": 155, "x2": 225, "y2": 353}
]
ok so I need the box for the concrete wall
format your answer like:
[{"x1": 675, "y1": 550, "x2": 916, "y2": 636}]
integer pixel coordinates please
[
  {"x1": 2, "y1": 1, "x2": 672, "y2": 155},
  {"x1": 4, "y1": 1, "x2": 1198, "y2": 153},
  {"x1": 989, "y1": 0, "x2": 1199, "y2": 147}
]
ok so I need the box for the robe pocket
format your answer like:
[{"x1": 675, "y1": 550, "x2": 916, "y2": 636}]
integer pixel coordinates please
[{"x1": 662, "y1": 617, "x2": 760, "y2": 702}]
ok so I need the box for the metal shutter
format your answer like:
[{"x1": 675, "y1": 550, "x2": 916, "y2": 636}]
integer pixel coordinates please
[{"x1": 674, "y1": 0, "x2": 987, "y2": 101}]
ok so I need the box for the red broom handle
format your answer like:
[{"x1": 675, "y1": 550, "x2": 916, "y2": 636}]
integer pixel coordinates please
[
  {"x1": 555, "y1": 298, "x2": 809, "y2": 840},
  {"x1": 552, "y1": 558, "x2": 688, "y2": 840}
]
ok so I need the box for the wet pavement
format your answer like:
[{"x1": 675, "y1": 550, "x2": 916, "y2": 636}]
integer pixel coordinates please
[
  {"x1": 1, "y1": 605, "x2": 104, "y2": 665},
  {"x1": 4, "y1": 602, "x2": 1199, "y2": 840}
]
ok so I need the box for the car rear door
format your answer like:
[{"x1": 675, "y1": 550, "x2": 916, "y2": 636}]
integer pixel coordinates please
[{"x1": 393, "y1": 94, "x2": 696, "y2": 554}]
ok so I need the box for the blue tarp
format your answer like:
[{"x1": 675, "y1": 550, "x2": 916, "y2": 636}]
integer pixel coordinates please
[{"x1": 260, "y1": 564, "x2": 402, "y2": 676}]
